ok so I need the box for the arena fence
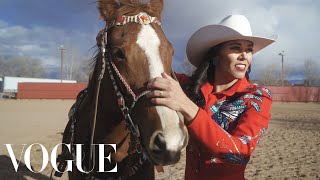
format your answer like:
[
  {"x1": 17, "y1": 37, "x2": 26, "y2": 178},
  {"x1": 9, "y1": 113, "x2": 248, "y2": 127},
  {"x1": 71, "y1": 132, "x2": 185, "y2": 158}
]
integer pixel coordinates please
[
  {"x1": 16, "y1": 83, "x2": 320, "y2": 102},
  {"x1": 17, "y1": 83, "x2": 87, "y2": 99},
  {"x1": 266, "y1": 86, "x2": 320, "y2": 102}
]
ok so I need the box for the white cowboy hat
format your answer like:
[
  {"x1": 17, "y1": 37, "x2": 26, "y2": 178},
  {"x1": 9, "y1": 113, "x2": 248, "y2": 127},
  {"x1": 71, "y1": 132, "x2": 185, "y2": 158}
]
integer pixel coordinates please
[{"x1": 186, "y1": 14, "x2": 278, "y2": 67}]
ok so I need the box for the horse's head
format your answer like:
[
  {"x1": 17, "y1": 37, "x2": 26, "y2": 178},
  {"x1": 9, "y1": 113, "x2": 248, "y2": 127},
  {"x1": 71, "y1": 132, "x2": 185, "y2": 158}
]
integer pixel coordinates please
[{"x1": 95, "y1": 0, "x2": 188, "y2": 165}]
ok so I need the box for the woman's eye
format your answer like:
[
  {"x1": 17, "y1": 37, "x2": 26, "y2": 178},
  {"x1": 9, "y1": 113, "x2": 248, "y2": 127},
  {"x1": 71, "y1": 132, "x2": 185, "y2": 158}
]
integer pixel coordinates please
[
  {"x1": 230, "y1": 46, "x2": 241, "y2": 51},
  {"x1": 247, "y1": 48, "x2": 253, "y2": 53}
]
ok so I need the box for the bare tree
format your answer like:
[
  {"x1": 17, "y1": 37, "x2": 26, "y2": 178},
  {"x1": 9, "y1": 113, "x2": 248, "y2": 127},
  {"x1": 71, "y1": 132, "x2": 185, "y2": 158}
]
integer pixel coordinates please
[
  {"x1": 304, "y1": 59, "x2": 319, "y2": 86},
  {"x1": 61, "y1": 44, "x2": 92, "y2": 82},
  {"x1": 257, "y1": 63, "x2": 294, "y2": 86},
  {"x1": 64, "y1": 46, "x2": 79, "y2": 80},
  {"x1": 284, "y1": 63, "x2": 295, "y2": 85},
  {"x1": 0, "y1": 56, "x2": 46, "y2": 78},
  {"x1": 257, "y1": 64, "x2": 281, "y2": 86},
  {"x1": 72, "y1": 60, "x2": 91, "y2": 82}
]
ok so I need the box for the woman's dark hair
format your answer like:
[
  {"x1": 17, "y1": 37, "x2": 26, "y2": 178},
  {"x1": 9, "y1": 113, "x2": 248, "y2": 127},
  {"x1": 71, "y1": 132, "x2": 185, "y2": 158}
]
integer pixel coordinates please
[{"x1": 187, "y1": 43, "x2": 251, "y2": 107}]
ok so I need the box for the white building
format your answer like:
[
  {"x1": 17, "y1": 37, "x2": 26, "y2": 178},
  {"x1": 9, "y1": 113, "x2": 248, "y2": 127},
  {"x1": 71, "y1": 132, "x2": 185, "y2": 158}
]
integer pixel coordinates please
[
  {"x1": 0, "y1": 78, "x2": 3, "y2": 93},
  {"x1": 0, "y1": 76, "x2": 77, "y2": 93}
]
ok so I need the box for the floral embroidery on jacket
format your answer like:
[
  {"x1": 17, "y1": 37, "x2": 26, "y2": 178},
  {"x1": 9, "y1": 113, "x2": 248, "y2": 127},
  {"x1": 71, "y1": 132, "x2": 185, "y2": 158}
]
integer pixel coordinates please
[
  {"x1": 209, "y1": 87, "x2": 268, "y2": 165},
  {"x1": 243, "y1": 94, "x2": 263, "y2": 102},
  {"x1": 256, "y1": 89, "x2": 263, "y2": 96},
  {"x1": 262, "y1": 87, "x2": 272, "y2": 98},
  {"x1": 239, "y1": 128, "x2": 267, "y2": 144},
  {"x1": 216, "y1": 137, "x2": 249, "y2": 165},
  {"x1": 177, "y1": 74, "x2": 272, "y2": 178},
  {"x1": 210, "y1": 99, "x2": 247, "y2": 130},
  {"x1": 223, "y1": 153, "x2": 249, "y2": 165},
  {"x1": 210, "y1": 156, "x2": 218, "y2": 164},
  {"x1": 250, "y1": 101, "x2": 261, "y2": 112}
]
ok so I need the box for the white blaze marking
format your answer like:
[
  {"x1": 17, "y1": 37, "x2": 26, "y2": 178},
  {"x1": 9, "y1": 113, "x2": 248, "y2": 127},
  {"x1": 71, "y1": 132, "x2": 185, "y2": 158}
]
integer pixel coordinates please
[
  {"x1": 136, "y1": 25, "x2": 163, "y2": 78},
  {"x1": 136, "y1": 25, "x2": 184, "y2": 151}
]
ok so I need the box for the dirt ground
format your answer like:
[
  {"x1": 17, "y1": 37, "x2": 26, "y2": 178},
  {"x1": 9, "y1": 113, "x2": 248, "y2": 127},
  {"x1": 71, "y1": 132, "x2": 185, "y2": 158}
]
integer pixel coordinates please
[{"x1": 0, "y1": 100, "x2": 319, "y2": 180}]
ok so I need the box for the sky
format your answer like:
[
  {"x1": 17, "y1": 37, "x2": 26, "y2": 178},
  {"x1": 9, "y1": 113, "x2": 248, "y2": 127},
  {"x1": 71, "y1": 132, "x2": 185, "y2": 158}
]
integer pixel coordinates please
[{"x1": 0, "y1": 0, "x2": 319, "y2": 79}]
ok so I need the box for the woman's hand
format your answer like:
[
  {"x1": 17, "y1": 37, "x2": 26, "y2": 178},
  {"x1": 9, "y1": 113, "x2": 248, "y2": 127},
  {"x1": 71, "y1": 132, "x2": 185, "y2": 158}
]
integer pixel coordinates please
[{"x1": 147, "y1": 72, "x2": 199, "y2": 123}]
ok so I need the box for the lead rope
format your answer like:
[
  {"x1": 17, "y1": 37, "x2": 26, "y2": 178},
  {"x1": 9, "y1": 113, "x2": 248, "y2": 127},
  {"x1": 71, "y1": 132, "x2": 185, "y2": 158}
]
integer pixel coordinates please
[{"x1": 87, "y1": 28, "x2": 107, "y2": 180}]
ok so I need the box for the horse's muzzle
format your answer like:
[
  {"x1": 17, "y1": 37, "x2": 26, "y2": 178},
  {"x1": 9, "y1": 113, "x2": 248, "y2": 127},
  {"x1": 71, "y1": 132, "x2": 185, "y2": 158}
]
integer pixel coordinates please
[{"x1": 148, "y1": 132, "x2": 182, "y2": 165}]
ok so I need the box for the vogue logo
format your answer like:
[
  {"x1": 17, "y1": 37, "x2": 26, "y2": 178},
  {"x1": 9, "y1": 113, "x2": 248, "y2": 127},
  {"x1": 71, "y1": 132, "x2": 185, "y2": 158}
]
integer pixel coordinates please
[{"x1": 4, "y1": 143, "x2": 117, "y2": 173}]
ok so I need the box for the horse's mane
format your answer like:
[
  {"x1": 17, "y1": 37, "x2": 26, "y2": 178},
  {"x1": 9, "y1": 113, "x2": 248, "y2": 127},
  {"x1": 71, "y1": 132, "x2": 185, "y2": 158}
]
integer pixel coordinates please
[
  {"x1": 116, "y1": 0, "x2": 152, "y2": 16},
  {"x1": 100, "y1": 0, "x2": 163, "y2": 24}
]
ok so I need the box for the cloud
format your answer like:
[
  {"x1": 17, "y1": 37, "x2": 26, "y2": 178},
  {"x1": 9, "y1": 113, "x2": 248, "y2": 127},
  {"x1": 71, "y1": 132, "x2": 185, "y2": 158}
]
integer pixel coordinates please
[
  {"x1": 0, "y1": 19, "x2": 99, "y2": 66},
  {"x1": 1, "y1": 0, "x2": 319, "y2": 79},
  {"x1": 0, "y1": 0, "x2": 103, "y2": 67},
  {"x1": 162, "y1": 1, "x2": 280, "y2": 65},
  {"x1": 161, "y1": 0, "x2": 320, "y2": 76},
  {"x1": 0, "y1": 0, "x2": 100, "y2": 30},
  {"x1": 0, "y1": 24, "x2": 27, "y2": 38}
]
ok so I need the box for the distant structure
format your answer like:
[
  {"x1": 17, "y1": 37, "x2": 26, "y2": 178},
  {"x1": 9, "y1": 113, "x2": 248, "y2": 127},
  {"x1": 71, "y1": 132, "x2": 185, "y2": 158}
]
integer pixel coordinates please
[
  {"x1": 0, "y1": 76, "x2": 76, "y2": 93},
  {"x1": 0, "y1": 78, "x2": 3, "y2": 95}
]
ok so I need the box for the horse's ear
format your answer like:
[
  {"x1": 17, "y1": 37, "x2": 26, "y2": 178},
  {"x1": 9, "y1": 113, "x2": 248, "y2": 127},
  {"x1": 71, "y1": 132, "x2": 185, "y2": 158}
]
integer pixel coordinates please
[
  {"x1": 98, "y1": 0, "x2": 120, "y2": 22},
  {"x1": 148, "y1": 0, "x2": 164, "y2": 18}
]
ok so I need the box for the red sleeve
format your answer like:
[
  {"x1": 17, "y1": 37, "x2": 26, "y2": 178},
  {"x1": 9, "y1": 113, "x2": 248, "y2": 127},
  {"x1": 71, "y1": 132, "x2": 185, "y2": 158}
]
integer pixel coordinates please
[{"x1": 187, "y1": 87, "x2": 272, "y2": 165}]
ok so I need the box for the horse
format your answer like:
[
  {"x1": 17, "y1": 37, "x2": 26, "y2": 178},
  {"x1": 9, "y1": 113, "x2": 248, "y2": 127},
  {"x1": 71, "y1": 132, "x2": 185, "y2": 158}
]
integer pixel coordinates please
[{"x1": 54, "y1": 0, "x2": 188, "y2": 179}]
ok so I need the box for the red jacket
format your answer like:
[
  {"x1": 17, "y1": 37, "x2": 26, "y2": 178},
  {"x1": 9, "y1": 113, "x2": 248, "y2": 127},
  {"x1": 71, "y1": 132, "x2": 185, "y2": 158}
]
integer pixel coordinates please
[{"x1": 177, "y1": 74, "x2": 272, "y2": 180}]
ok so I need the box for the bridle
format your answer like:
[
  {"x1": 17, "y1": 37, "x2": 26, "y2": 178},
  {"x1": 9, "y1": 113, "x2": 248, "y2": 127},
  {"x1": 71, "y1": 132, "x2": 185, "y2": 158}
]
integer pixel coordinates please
[
  {"x1": 88, "y1": 12, "x2": 163, "y2": 178},
  {"x1": 52, "y1": 11, "x2": 179, "y2": 180}
]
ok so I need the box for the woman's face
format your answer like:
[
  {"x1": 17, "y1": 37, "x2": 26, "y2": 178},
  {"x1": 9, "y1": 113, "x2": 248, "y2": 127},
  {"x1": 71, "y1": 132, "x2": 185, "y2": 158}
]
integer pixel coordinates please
[{"x1": 215, "y1": 40, "x2": 253, "y2": 82}]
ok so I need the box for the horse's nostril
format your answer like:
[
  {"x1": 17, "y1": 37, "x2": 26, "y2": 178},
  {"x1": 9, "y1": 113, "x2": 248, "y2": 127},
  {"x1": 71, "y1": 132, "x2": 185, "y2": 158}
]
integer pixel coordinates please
[
  {"x1": 154, "y1": 133, "x2": 166, "y2": 151},
  {"x1": 169, "y1": 150, "x2": 181, "y2": 163}
]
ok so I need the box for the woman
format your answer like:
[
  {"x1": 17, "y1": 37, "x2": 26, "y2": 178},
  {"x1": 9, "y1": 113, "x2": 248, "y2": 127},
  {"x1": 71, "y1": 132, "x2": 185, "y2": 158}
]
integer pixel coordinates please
[{"x1": 147, "y1": 15, "x2": 277, "y2": 179}]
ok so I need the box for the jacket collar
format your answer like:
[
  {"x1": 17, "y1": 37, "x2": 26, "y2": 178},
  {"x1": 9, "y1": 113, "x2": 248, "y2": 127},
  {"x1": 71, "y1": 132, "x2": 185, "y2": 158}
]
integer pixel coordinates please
[{"x1": 201, "y1": 78, "x2": 250, "y2": 98}]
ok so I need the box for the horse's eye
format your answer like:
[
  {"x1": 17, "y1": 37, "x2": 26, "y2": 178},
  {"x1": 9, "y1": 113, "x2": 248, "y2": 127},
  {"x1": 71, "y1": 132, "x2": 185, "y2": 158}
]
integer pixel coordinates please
[{"x1": 112, "y1": 48, "x2": 125, "y2": 61}]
